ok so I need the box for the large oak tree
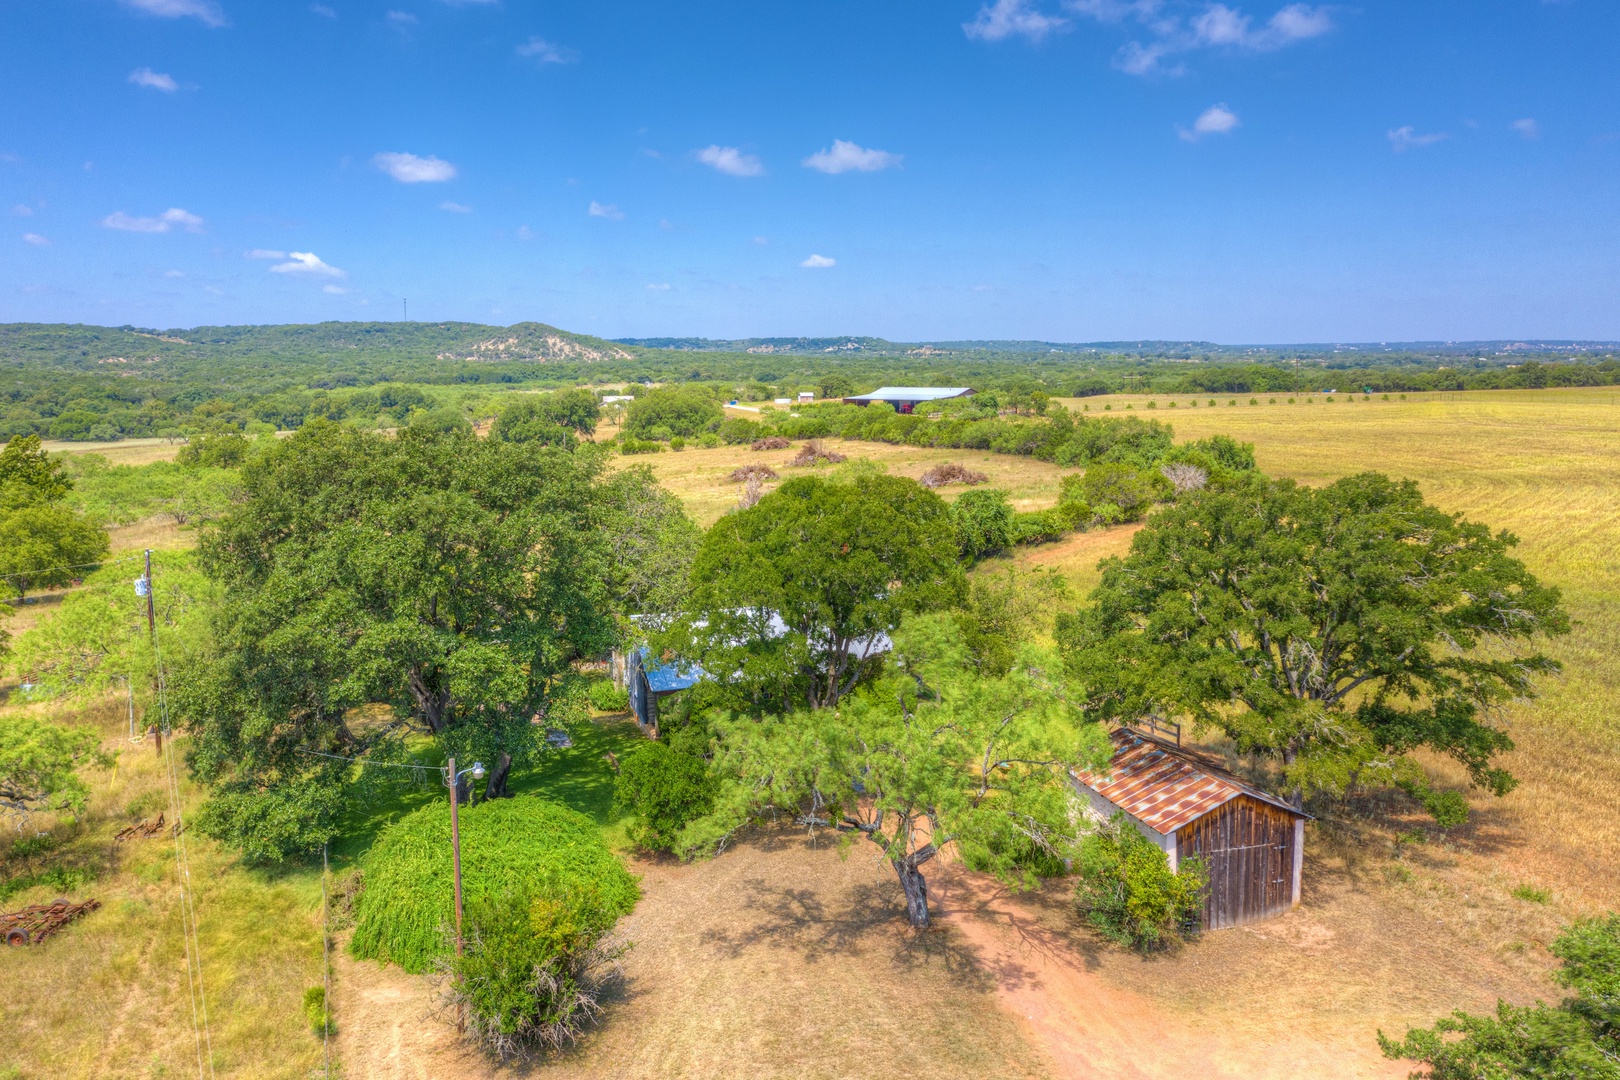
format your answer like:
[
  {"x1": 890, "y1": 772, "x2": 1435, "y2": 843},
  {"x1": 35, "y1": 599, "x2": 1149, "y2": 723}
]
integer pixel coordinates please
[
  {"x1": 178, "y1": 421, "x2": 616, "y2": 861},
  {"x1": 1060, "y1": 471, "x2": 1569, "y2": 814}
]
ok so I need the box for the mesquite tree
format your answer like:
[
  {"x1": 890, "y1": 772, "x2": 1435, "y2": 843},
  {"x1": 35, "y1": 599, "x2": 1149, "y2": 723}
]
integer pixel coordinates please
[
  {"x1": 684, "y1": 614, "x2": 1110, "y2": 928},
  {"x1": 1061, "y1": 471, "x2": 1569, "y2": 814}
]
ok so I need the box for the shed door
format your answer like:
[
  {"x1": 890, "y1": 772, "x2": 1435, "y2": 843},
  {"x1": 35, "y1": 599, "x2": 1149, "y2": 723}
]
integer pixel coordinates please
[{"x1": 1177, "y1": 797, "x2": 1296, "y2": 930}]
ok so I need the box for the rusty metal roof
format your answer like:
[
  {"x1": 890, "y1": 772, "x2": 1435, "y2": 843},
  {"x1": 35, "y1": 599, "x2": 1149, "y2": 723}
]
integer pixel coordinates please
[{"x1": 1072, "y1": 728, "x2": 1306, "y2": 835}]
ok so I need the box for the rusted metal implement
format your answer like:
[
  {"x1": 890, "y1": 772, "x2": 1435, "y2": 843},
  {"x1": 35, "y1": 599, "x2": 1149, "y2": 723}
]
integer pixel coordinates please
[
  {"x1": 2, "y1": 898, "x2": 101, "y2": 946},
  {"x1": 115, "y1": 813, "x2": 166, "y2": 842}
]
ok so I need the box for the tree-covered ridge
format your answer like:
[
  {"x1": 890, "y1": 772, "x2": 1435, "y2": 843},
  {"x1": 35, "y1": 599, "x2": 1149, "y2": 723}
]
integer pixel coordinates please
[{"x1": 0, "y1": 319, "x2": 1613, "y2": 443}]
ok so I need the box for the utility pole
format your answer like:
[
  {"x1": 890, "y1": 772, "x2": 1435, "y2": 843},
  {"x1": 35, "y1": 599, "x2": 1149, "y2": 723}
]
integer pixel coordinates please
[
  {"x1": 143, "y1": 549, "x2": 155, "y2": 638},
  {"x1": 403, "y1": 298, "x2": 408, "y2": 323},
  {"x1": 447, "y1": 756, "x2": 465, "y2": 1033}
]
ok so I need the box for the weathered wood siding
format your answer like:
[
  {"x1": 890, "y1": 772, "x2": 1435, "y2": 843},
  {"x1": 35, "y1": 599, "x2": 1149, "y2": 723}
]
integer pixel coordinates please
[{"x1": 1176, "y1": 795, "x2": 1298, "y2": 930}]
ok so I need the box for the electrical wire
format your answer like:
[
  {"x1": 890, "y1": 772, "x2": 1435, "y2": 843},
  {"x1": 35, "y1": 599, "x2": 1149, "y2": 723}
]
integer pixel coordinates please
[{"x1": 147, "y1": 552, "x2": 217, "y2": 1080}]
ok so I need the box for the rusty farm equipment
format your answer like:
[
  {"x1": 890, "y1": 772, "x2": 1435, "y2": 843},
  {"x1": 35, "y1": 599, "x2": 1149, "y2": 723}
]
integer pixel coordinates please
[{"x1": 3, "y1": 898, "x2": 101, "y2": 947}]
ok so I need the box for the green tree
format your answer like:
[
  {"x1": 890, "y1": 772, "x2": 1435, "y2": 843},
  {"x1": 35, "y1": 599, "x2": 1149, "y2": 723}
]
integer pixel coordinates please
[
  {"x1": 598, "y1": 465, "x2": 701, "y2": 618},
  {"x1": 0, "y1": 435, "x2": 71, "y2": 501},
  {"x1": 1061, "y1": 472, "x2": 1569, "y2": 814},
  {"x1": 492, "y1": 390, "x2": 601, "y2": 446},
  {"x1": 0, "y1": 713, "x2": 109, "y2": 823},
  {"x1": 1077, "y1": 462, "x2": 1170, "y2": 523},
  {"x1": 1074, "y1": 813, "x2": 1207, "y2": 953},
  {"x1": 0, "y1": 506, "x2": 109, "y2": 600},
  {"x1": 679, "y1": 473, "x2": 963, "y2": 713},
  {"x1": 613, "y1": 741, "x2": 718, "y2": 853},
  {"x1": 176, "y1": 421, "x2": 616, "y2": 861},
  {"x1": 950, "y1": 487, "x2": 1014, "y2": 563},
  {"x1": 1379, "y1": 913, "x2": 1620, "y2": 1079},
  {"x1": 623, "y1": 387, "x2": 723, "y2": 440},
  {"x1": 685, "y1": 614, "x2": 1111, "y2": 927}
]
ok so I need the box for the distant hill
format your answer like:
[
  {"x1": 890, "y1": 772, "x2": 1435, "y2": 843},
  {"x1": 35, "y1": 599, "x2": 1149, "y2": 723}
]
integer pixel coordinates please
[{"x1": 0, "y1": 320, "x2": 633, "y2": 375}]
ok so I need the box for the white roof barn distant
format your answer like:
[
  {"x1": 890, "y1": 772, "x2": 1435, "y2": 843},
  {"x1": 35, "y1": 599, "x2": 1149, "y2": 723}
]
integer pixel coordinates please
[{"x1": 842, "y1": 387, "x2": 975, "y2": 413}]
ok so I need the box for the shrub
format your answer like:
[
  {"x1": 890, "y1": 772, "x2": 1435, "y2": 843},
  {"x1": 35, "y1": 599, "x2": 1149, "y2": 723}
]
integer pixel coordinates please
[
  {"x1": 303, "y1": 986, "x2": 333, "y2": 1036},
  {"x1": 1380, "y1": 913, "x2": 1620, "y2": 1079},
  {"x1": 177, "y1": 430, "x2": 248, "y2": 468},
  {"x1": 1079, "y1": 462, "x2": 1170, "y2": 521},
  {"x1": 1009, "y1": 509, "x2": 1068, "y2": 546},
  {"x1": 919, "y1": 462, "x2": 989, "y2": 488},
  {"x1": 1074, "y1": 813, "x2": 1206, "y2": 953},
  {"x1": 446, "y1": 885, "x2": 631, "y2": 1060},
  {"x1": 617, "y1": 437, "x2": 663, "y2": 455},
  {"x1": 586, "y1": 679, "x2": 629, "y2": 713},
  {"x1": 751, "y1": 436, "x2": 791, "y2": 450},
  {"x1": 613, "y1": 741, "x2": 718, "y2": 853},
  {"x1": 1512, "y1": 883, "x2": 1552, "y2": 904},
  {"x1": 351, "y1": 796, "x2": 639, "y2": 974},
  {"x1": 669, "y1": 436, "x2": 686, "y2": 451},
  {"x1": 718, "y1": 418, "x2": 762, "y2": 444},
  {"x1": 951, "y1": 487, "x2": 1013, "y2": 562}
]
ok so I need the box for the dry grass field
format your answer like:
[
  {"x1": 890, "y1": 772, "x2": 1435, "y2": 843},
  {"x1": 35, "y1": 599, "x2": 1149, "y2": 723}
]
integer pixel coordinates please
[{"x1": 1, "y1": 389, "x2": 1615, "y2": 1079}]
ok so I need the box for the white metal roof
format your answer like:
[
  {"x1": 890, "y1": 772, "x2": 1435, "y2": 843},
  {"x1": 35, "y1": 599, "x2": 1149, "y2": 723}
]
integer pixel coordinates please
[{"x1": 844, "y1": 387, "x2": 974, "y2": 402}]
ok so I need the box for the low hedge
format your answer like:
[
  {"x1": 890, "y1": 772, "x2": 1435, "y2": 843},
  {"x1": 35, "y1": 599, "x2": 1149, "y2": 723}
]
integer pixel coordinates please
[{"x1": 350, "y1": 796, "x2": 639, "y2": 973}]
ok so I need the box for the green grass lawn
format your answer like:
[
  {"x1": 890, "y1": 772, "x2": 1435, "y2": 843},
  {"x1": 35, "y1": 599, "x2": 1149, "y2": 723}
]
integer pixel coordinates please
[{"x1": 328, "y1": 712, "x2": 649, "y2": 870}]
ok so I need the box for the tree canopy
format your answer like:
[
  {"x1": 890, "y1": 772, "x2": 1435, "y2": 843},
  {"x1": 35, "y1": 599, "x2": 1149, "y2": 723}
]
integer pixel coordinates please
[
  {"x1": 177, "y1": 420, "x2": 616, "y2": 860},
  {"x1": 622, "y1": 386, "x2": 723, "y2": 440},
  {"x1": 684, "y1": 612, "x2": 1110, "y2": 927},
  {"x1": 492, "y1": 389, "x2": 601, "y2": 446},
  {"x1": 0, "y1": 434, "x2": 109, "y2": 599},
  {"x1": 1060, "y1": 471, "x2": 1569, "y2": 814},
  {"x1": 678, "y1": 473, "x2": 963, "y2": 713}
]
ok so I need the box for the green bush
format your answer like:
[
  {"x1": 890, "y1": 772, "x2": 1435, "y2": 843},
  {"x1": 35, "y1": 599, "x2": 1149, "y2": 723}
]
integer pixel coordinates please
[
  {"x1": 303, "y1": 985, "x2": 333, "y2": 1036},
  {"x1": 1009, "y1": 509, "x2": 1068, "y2": 546},
  {"x1": 951, "y1": 487, "x2": 1013, "y2": 562},
  {"x1": 447, "y1": 884, "x2": 632, "y2": 1060},
  {"x1": 613, "y1": 741, "x2": 717, "y2": 853},
  {"x1": 617, "y1": 437, "x2": 664, "y2": 455},
  {"x1": 1380, "y1": 913, "x2": 1620, "y2": 1079},
  {"x1": 177, "y1": 431, "x2": 249, "y2": 468},
  {"x1": 350, "y1": 796, "x2": 639, "y2": 974},
  {"x1": 623, "y1": 387, "x2": 723, "y2": 440},
  {"x1": 586, "y1": 679, "x2": 629, "y2": 713},
  {"x1": 1078, "y1": 462, "x2": 1170, "y2": 522},
  {"x1": 1074, "y1": 813, "x2": 1206, "y2": 953},
  {"x1": 718, "y1": 417, "x2": 762, "y2": 444}
]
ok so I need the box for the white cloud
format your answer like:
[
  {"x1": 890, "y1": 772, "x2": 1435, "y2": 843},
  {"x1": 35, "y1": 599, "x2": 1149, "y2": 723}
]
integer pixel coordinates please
[
  {"x1": 802, "y1": 140, "x2": 902, "y2": 174},
  {"x1": 965, "y1": 0, "x2": 1068, "y2": 42},
  {"x1": 1388, "y1": 126, "x2": 1448, "y2": 152},
  {"x1": 11, "y1": 205, "x2": 33, "y2": 217},
  {"x1": 269, "y1": 251, "x2": 346, "y2": 277},
  {"x1": 1062, "y1": 1, "x2": 1335, "y2": 76},
  {"x1": 800, "y1": 254, "x2": 836, "y2": 268},
  {"x1": 245, "y1": 248, "x2": 286, "y2": 259},
  {"x1": 373, "y1": 151, "x2": 457, "y2": 183},
  {"x1": 323, "y1": 284, "x2": 348, "y2": 294},
  {"x1": 120, "y1": 0, "x2": 224, "y2": 27},
  {"x1": 1178, "y1": 103, "x2": 1240, "y2": 141},
  {"x1": 696, "y1": 145, "x2": 764, "y2": 177},
  {"x1": 646, "y1": 283, "x2": 671, "y2": 291},
  {"x1": 163, "y1": 269, "x2": 185, "y2": 278},
  {"x1": 128, "y1": 68, "x2": 179, "y2": 92},
  {"x1": 22, "y1": 233, "x2": 49, "y2": 246},
  {"x1": 752, "y1": 236, "x2": 769, "y2": 245},
  {"x1": 311, "y1": 3, "x2": 336, "y2": 15},
  {"x1": 386, "y1": 10, "x2": 417, "y2": 26},
  {"x1": 516, "y1": 37, "x2": 580, "y2": 64},
  {"x1": 439, "y1": 201, "x2": 472, "y2": 213},
  {"x1": 1512, "y1": 117, "x2": 1540, "y2": 140},
  {"x1": 102, "y1": 207, "x2": 204, "y2": 233},
  {"x1": 588, "y1": 201, "x2": 624, "y2": 220}
]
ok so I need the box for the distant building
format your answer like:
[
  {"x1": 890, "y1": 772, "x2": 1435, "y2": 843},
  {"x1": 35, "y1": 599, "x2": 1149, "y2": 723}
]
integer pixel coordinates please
[
  {"x1": 1071, "y1": 727, "x2": 1310, "y2": 930},
  {"x1": 798, "y1": 391, "x2": 815, "y2": 402},
  {"x1": 601, "y1": 395, "x2": 634, "y2": 404},
  {"x1": 774, "y1": 397, "x2": 792, "y2": 405},
  {"x1": 842, "y1": 386, "x2": 975, "y2": 414}
]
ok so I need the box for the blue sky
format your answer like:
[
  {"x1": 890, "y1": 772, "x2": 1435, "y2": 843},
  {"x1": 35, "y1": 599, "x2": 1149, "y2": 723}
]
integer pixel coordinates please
[{"x1": 2, "y1": 0, "x2": 1616, "y2": 341}]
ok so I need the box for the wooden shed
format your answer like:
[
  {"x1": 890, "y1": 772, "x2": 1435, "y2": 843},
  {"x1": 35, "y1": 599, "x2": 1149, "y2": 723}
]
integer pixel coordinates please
[{"x1": 1071, "y1": 728, "x2": 1309, "y2": 930}]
